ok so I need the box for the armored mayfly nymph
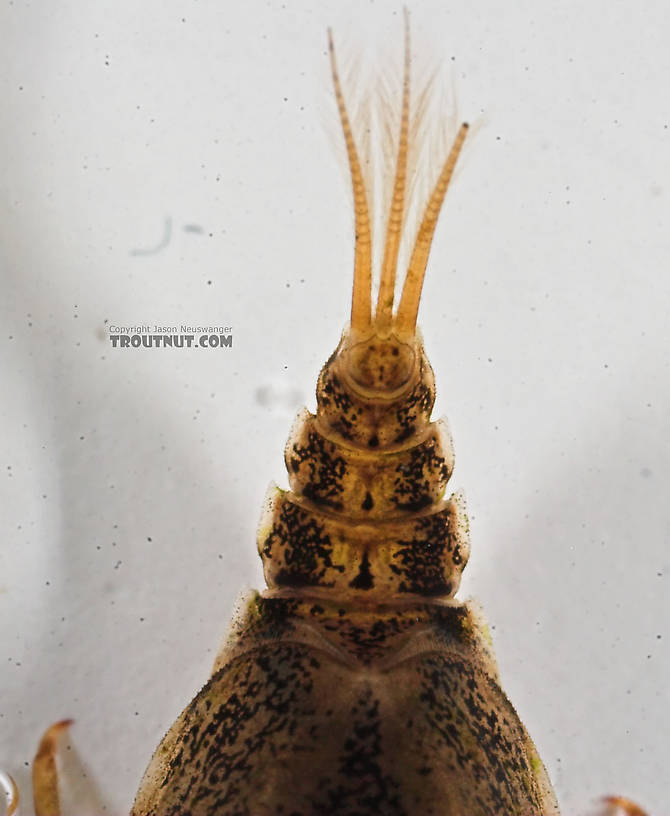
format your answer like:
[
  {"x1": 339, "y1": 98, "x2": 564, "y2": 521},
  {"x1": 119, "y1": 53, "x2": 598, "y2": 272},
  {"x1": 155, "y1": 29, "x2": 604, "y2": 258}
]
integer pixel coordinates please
[
  {"x1": 128, "y1": 23, "x2": 563, "y2": 816},
  {"x1": 17, "y1": 18, "x2": 648, "y2": 816}
]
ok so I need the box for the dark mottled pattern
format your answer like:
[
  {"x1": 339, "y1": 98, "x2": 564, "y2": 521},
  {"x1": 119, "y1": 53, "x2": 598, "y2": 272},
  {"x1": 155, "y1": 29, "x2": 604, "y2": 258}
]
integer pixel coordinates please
[
  {"x1": 391, "y1": 435, "x2": 451, "y2": 512},
  {"x1": 266, "y1": 335, "x2": 465, "y2": 602},
  {"x1": 390, "y1": 505, "x2": 468, "y2": 596},
  {"x1": 287, "y1": 429, "x2": 347, "y2": 511},
  {"x1": 309, "y1": 689, "x2": 405, "y2": 815},
  {"x1": 315, "y1": 347, "x2": 435, "y2": 451},
  {"x1": 231, "y1": 595, "x2": 300, "y2": 643},
  {"x1": 321, "y1": 372, "x2": 354, "y2": 413},
  {"x1": 318, "y1": 368, "x2": 357, "y2": 443},
  {"x1": 260, "y1": 499, "x2": 344, "y2": 589},
  {"x1": 319, "y1": 607, "x2": 408, "y2": 663},
  {"x1": 133, "y1": 598, "x2": 559, "y2": 816},
  {"x1": 287, "y1": 415, "x2": 453, "y2": 522},
  {"x1": 260, "y1": 493, "x2": 468, "y2": 597},
  {"x1": 226, "y1": 595, "x2": 476, "y2": 667},
  {"x1": 133, "y1": 329, "x2": 559, "y2": 815},
  {"x1": 392, "y1": 374, "x2": 435, "y2": 445}
]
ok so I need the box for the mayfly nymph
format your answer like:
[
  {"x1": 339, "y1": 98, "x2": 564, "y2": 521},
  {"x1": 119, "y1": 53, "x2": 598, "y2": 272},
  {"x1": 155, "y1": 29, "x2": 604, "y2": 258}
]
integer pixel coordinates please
[
  {"x1": 128, "y1": 20, "x2": 562, "y2": 816},
  {"x1": 17, "y1": 17, "x2": 650, "y2": 816}
]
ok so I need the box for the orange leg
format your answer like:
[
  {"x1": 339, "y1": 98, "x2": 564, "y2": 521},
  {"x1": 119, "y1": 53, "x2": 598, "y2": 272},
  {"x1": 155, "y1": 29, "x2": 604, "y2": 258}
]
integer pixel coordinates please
[
  {"x1": 0, "y1": 770, "x2": 20, "y2": 816},
  {"x1": 602, "y1": 795, "x2": 649, "y2": 816},
  {"x1": 8, "y1": 722, "x2": 654, "y2": 816},
  {"x1": 32, "y1": 720, "x2": 73, "y2": 816}
]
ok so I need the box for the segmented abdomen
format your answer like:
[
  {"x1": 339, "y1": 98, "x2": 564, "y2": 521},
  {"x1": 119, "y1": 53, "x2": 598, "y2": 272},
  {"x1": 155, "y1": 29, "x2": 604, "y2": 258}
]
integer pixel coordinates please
[
  {"x1": 258, "y1": 340, "x2": 470, "y2": 600},
  {"x1": 129, "y1": 18, "x2": 565, "y2": 815}
]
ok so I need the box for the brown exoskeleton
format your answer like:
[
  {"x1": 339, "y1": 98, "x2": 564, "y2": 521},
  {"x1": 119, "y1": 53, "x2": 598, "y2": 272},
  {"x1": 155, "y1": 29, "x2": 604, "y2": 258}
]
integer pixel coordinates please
[
  {"x1": 129, "y1": 20, "x2": 561, "y2": 815},
  {"x1": 15, "y1": 18, "x2": 648, "y2": 816}
]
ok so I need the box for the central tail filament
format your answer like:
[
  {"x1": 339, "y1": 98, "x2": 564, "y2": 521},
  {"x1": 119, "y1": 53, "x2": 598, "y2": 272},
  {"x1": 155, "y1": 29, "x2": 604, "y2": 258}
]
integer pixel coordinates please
[{"x1": 376, "y1": 10, "x2": 411, "y2": 335}]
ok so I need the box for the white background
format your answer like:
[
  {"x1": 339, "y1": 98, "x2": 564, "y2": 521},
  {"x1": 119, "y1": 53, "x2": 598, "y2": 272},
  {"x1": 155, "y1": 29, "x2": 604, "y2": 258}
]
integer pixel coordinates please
[{"x1": 1, "y1": 1, "x2": 668, "y2": 814}]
